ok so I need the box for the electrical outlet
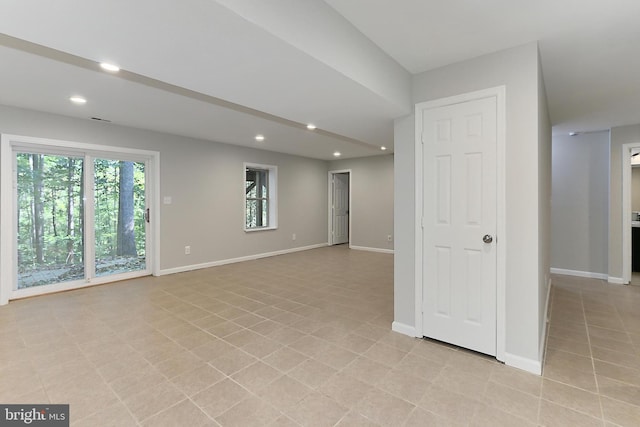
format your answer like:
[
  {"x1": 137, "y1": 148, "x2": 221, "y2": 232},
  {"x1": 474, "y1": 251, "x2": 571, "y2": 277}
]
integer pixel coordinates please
[
  {"x1": 387, "y1": 235, "x2": 392, "y2": 242},
  {"x1": 292, "y1": 233, "x2": 296, "y2": 241},
  {"x1": 184, "y1": 246, "x2": 191, "y2": 255}
]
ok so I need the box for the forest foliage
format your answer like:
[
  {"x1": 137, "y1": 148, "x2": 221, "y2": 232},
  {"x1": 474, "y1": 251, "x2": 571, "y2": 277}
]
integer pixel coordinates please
[{"x1": 17, "y1": 153, "x2": 146, "y2": 286}]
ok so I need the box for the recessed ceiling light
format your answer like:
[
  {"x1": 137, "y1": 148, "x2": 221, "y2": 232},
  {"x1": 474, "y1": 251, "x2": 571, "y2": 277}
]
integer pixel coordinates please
[
  {"x1": 307, "y1": 124, "x2": 317, "y2": 130},
  {"x1": 333, "y1": 151, "x2": 341, "y2": 157},
  {"x1": 255, "y1": 135, "x2": 265, "y2": 141},
  {"x1": 569, "y1": 131, "x2": 578, "y2": 136},
  {"x1": 100, "y1": 62, "x2": 120, "y2": 72},
  {"x1": 381, "y1": 146, "x2": 387, "y2": 151},
  {"x1": 69, "y1": 96, "x2": 87, "y2": 104}
]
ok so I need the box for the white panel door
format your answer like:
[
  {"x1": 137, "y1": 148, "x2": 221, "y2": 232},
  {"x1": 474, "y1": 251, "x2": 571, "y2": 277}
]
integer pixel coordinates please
[
  {"x1": 332, "y1": 173, "x2": 349, "y2": 244},
  {"x1": 421, "y1": 96, "x2": 497, "y2": 356}
]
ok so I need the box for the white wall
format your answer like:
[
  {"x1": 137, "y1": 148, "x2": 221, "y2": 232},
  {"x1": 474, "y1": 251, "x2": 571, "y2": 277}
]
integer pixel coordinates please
[
  {"x1": 0, "y1": 105, "x2": 329, "y2": 274},
  {"x1": 537, "y1": 52, "x2": 552, "y2": 362},
  {"x1": 551, "y1": 131, "x2": 609, "y2": 277},
  {"x1": 394, "y1": 42, "x2": 550, "y2": 372},
  {"x1": 609, "y1": 123, "x2": 640, "y2": 280},
  {"x1": 329, "y1": 154, "x2": 394, "y2": 252}
]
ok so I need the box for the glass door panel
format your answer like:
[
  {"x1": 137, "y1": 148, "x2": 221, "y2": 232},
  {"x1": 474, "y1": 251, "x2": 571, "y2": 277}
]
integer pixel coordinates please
[
  {"x1": 94, "y1": 159, "x2": 146, "y2": 277},
  {"x1": 16, "y1": 153, "x2": 84, "y2": 289}
]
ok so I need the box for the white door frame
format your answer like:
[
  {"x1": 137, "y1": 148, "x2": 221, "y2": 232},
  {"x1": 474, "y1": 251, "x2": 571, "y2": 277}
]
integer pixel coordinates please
[
  {"x1": 414, "y1": 86, "x2": 506, "y2": 362},
  {"x1": 621, "y1": 142, "x2": 640, "y2": 284},
  {"x1": 328, "y1": 169, "x2": 352, "y2": 246},
  {"x1": 0, "y1": 134, "x2": 161, "y2": 305}
]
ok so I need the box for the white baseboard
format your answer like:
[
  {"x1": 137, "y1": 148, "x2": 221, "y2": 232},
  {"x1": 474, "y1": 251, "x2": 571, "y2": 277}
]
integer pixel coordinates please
[
  {"x1": 608, "y1": 277, "x2": 627, "y2": 285},
  {"x1": 392, "y1": 321, "x2": 416, "y2": 337},
  {"x1": 504, "y1": 352, "x2": 542, "y2": 376},
  {"x1": 550, "y1": 268, "x2": 607, "y2": 280},
  {"x1": 159, "y1": 243, "x2": 328, "y2": 276},
  {"x1": 350, "y1": 245, "x2": 394, "y2": 254}
]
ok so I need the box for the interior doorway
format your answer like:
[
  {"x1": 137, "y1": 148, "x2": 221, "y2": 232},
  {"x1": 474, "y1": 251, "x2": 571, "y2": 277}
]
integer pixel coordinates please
[
  {"x1": 328, "y1": 170, "x2": 351, "y2": 246},
  {"x1": 622, "y1": 143, "x2": 640, "y2": 284}
]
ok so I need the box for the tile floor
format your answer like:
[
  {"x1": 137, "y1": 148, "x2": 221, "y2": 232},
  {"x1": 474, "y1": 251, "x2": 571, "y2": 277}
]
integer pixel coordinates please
[{"x1": 1, "y1": 246, "x2": 640, "y2": 426}]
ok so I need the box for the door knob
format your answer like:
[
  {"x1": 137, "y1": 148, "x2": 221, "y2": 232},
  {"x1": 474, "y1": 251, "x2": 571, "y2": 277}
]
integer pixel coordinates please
[{"x1": 483, "y1": 235, "x2": 493, "y2": 244}]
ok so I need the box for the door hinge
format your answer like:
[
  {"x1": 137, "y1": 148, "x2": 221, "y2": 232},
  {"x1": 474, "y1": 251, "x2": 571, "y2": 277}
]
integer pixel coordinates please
[{"x1": 145, "y1": 208, "x2": 150, "y2": 223}]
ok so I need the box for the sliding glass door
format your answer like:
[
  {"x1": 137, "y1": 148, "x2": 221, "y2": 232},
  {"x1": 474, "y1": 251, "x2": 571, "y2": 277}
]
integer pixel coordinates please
[
  {"x1": 16, "y1": 153, "x2": 85, "y2": 289},
  {"x1": 1, "y1": 135, "x2": 156, "y2": 302}
]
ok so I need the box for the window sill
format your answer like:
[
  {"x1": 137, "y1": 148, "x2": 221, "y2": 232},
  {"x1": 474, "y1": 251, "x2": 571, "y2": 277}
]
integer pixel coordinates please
[{"x1": 244, "y1": 226, "x2": 278, "y2": 233}]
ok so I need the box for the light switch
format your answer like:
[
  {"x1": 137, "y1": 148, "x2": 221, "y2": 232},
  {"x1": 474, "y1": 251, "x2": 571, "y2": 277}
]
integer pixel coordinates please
[{"x1": 163, "y1": 196, "x2": 172, "y2": 205}]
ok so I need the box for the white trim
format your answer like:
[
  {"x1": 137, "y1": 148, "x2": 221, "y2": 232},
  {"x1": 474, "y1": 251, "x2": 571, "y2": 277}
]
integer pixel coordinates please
[
  {"x1": 391, "y1": 321, "x2": 416, "y2": 337},
  {"x1": 327, "y1": 169, "x2": 352, "y2": 246},
  {"x1": 10, "y1": 270, "x2": 149, "y2": 301},
  {"x1": 504, "y1": 352, "x2": 542, "y2": 375},
  {"x1": 414, "y1": 86, "x2": 507, "y2": 362},
  {"x1": 622, "y1": 142, "x2": 640, "y2": 284},
  {"x1": 350, "y1": 245, "x2": 394, "y2": 254},
  {"x1": 550, "y1": 268, "x2": 608, "y2": 280},
  {"x1": 0, "y1": 134, "x2": 159, "y2": 306},
  {"x1": 159, "y1": 243, "x2": 328, "y2": 276},
  {"x1": 607, "y1": 277, "x2": 627, "y2": 285}
]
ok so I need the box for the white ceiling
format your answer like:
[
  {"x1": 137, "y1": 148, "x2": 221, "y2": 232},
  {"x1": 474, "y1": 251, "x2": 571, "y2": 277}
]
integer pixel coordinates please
[{"x1": 1, "y1": 0, "x2": 639, "y2": 159}]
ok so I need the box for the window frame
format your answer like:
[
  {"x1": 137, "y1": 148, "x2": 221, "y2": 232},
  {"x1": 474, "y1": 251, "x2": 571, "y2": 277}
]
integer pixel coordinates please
[{"x1": 244, "y1": 162, "x2": 277, "y2": 232}]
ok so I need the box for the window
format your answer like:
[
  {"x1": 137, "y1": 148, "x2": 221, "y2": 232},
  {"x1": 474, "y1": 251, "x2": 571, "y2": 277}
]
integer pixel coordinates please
[{"x1": 244, "y1": 163, "x2": 277, "y2": 230}]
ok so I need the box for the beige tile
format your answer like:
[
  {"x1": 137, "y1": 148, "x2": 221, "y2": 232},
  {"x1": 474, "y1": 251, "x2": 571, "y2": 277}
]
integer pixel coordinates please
[
  {"x1": 330, "y1": 333, "x2": 376, "y2": 354},
  {"x1": 597, "y1": 375, "x2": 640, "y2": 407},
  {"x1": 601, "y1": 396, "x2": 640, "y2": 427},
  {"x1": 193, "y1": 378, "x2": 250, "y2": 418},
  {"x1": 377, "y1": 369, "x2": 430, "y2": 404},
  {"x1": 404, "y1": 407, "x2": 453, "y2": 427},
  {"x1": 318, "y1": 373, "x2": 373, "y2": 408},
  {"x1": 208, "y1": 347, "x2": 257, "y2": 375},
  {"x1": 419, "y1": 385, "x2": 483, "y2": 425},
  {"x1": 591, "y1": 345, "x2": 640, "y2": 370},
  {"x1": 312, "y1": 345, "x2": 358, "y2": 370},
  {"x1": 546, "y1": 335, "x2": 592, "y2": 357},
  {"x1": 490, "y1": 364, "x2": 542, "y2": 396},
  {"x1": 267, "y1": 326, "x2": 307, "y2": 345},
  {"x1": 231, "y1": 361, "x2": 281, "y2": 393},
  {"x1": 334, "y1": 411, "x2": 379, "y2": 426},
  {"x1": 354, "y1": 385, "x2": 411, "y2": 426},
  {"x1": 445, "y1": 351, "x2": 495, "y2": 381},
  {"x1": 141, "y1": 399, "x2": 213, "y2": 427},
  {"x1": 538, "y1": 400, "x2": 603, "y2": 427},
  {"x1": 122, "y1": 381, "x2": 186, "y2": 423},
  {"x1": 471, "y1": 404, "x2": 537, "y2": 427},
  {"x1": 263, "y1": 347, "x2": 308, "y2": 373},
  {"x1": 216, "y1": 396, "x2": 281, "y2": 427},
  {"x1": 288, "y1": 335, "x2": 331, "y2": 358},
  {"x1": 288, "y1": 359, "x2": 337, "y2": 389},
  {"x1": 363, "y1": 342, "x2": 408, "y2": 367},
  {"x1": 73, "y1": 402, "x2": 138, "y2": 427},
  {"x1": 482, "y1": 381, "x2": 540, "y2": 422},
  {"x1": 543, "y1": 361, "x2": 598, "y2": 392},
  {"x1": 258, "y1": 375, "x2": 312, "y2": 411},
  {"x1": 433, "y1": 366, "x2": 488, "y2": 399},
  {"x1": 545, "y1": 347, "x2": 595, "y2": 374},
  {"x1": 341, "y1": 356, "x2": 391, "y2": 386},
  {"x1": 594, "y1": 359, "x2": 640, "y2": 387},
  {"x1": 154, "y1": 350, "x2": 203, "y2": 379},
  {"x1": 541, "y1": 378, "x2": 602, "y2": 419},
  {"x1": 286, "y1": 392, "x2": 348, "y2": 427},
  {"x1": 170, "y1": 363, "x2": 224, "y2": 396},
  {"x1": 268, "y1": 415, "x2": 301, "y2": 427}
]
